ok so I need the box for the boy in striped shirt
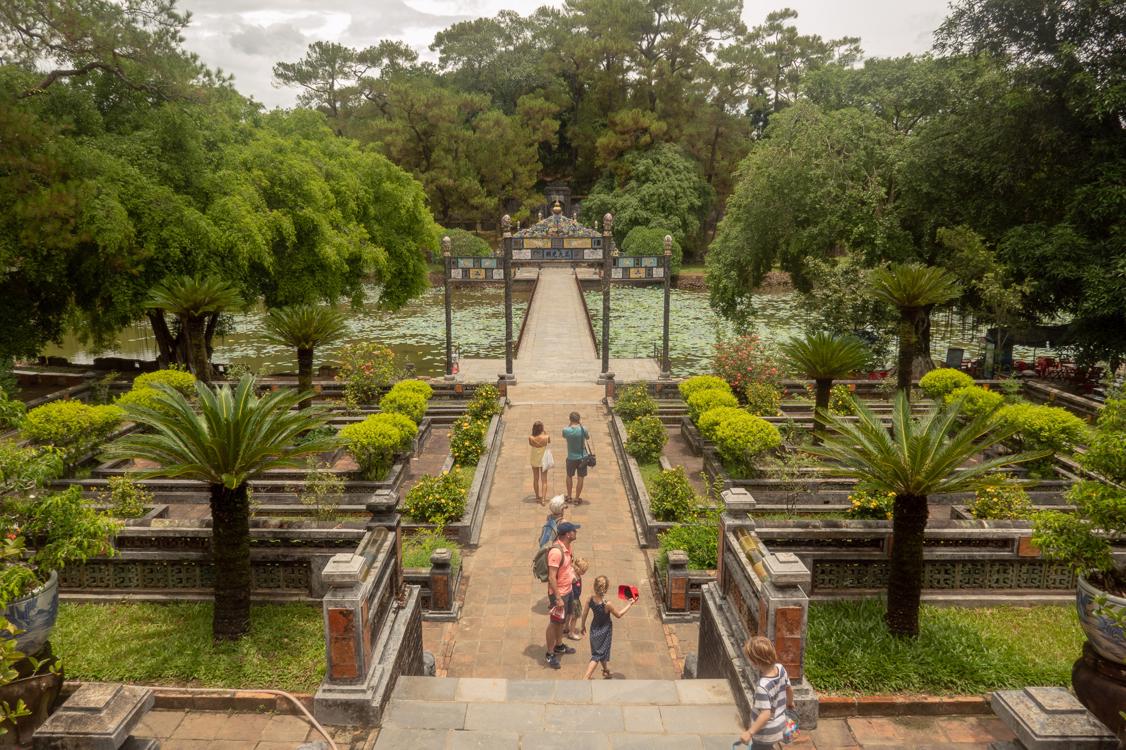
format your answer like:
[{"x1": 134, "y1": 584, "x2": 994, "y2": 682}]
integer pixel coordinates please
[{"x1": 736, "y1": 636, "x2": 795, "y2": 749}]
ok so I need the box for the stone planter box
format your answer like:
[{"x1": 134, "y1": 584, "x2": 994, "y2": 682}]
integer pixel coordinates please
[
  {"x1": 649, "y1": 549, "x2": 714, "y2": 623},
  {"x1": 399, "y1": 413, "x2": 504, "y2": 547}
]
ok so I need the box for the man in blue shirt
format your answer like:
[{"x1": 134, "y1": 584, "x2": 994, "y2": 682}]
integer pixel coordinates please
[{"x1": 562, "y1": 411, "x2": 590, "y2": 504}]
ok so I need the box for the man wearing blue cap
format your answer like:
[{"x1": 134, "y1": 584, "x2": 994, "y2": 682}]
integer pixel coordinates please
[{"x1": 545, "y1": 521, "x2": 580, "y2": 669}]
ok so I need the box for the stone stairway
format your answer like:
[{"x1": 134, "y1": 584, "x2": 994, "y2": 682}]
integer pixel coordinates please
[{"x1": 375, "y1": 676, "x2": 744, "y2": 748}]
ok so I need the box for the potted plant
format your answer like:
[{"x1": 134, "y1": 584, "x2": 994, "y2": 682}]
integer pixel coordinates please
[
  {"x1": 1, "y1": 487, "x2": 120, "y2": 656},
  {"x1": 1033, "y1": 479, "x2": 1126, "y2": 738},
  {"x1": 0, "y1": 617, "x2": 63, "y2": 745}
]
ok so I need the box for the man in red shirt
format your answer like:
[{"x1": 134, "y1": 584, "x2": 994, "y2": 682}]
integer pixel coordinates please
[{"x1": 544, "y1": 522, "x2": 579, "y2": 669}]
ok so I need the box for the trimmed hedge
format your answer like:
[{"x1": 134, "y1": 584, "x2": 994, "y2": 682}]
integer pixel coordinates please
[
  {"x1": 678, "y1": 375, "x2": 731, "y2": 401},
  {"x1": 21, "y1": 401, "x2": 123, "y2": 457},
  {"x1": 379, "y1": 389, "x2": 428, "y2": 425},
  {"x1": 697, "y1": 406, "x2": 746, "y2": 442},
  {"x1": 615, "y1": 383, "x2": 657, "y2": 422},
  {"x1": 919, "y1": 368, "x2": 975, "y2": 399},
  {"x1": 711, "y1": 411, "x2": 782, "y2": 477},
  {"x1": 995, "y1": 402, "x2": 1088, "y2": 454},
  {"x1": 687, "y1": 388, "x2": 739, "y2": 423},
  {"x1": 132, "y1": 368, "x2": 197, "y2": 395},
  {"x1": 946, "y1": 385, "x2": 1004, "y2": 419},
  {"x1": 625, "y1": 415, "x2": 666, "y2": 463},
  {"x1": 339, "y1": 413, "x2": 417, "y2": 480}
]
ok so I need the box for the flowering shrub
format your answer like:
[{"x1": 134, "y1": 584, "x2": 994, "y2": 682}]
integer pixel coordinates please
[
  {"x1": 743, "y1": 382, "x2": 781, "y2": 417},
  {"x1": 848, "y1": 486, "x2": 895, "y2": 520},
  {"x1": 403, "y1": 470, "x2": 467, "y2": 525},
  {"x1": 379, "y1": 388, "x2": 429, "y2": 425},
  {"x1": 21, "y1": 401, "x2": 124, "y2": 460},
  {"x1": 828, "y1": 383, "x2": 857, "y2": 416},
  {"x1": 336, "y1": 342, "x2": 397, "y2": 407},
  {"x1": 687, "y1": 388, "x2": 739, "y2": 422},
  {"x1": 450, "y1": 415, "x2": 488, "y2": 467},
  {"x1": 339, "y1": 413, "x2": 417, "y2": 480},
  {"x1": 615, "y1": 383, "x2": 657, "y2": 422},
  {"x1": 712, "y1": 412, "x2": 782, "y2": 477},
  {"x1": 945, "y1": 385, "x2": 1004, "y2": 419},
  {"x1": 100, "y1": 475, "x2": 153, "y2": 519},
  {"x1": 626, "y1": 416, "x2": 667, "y2": 463},
  {"x1": 970, "y1": 478, "x2": 1033, "y2": 520},
  {"x1": 712, "y1": 334, "x2": 780, "y2": 394},
  {"x1": 466, "y1": 384, "x2": 502, "y2": 420},
  {"x1": 678, "y1": 375, "x2": 731, "y2": 401},
  {"x1": 650, "y1": 466, "x2": 697, "y2": 523},
  {"x1": 132, "y1": 367, "x2": 196, "y2": 396},
  {"x1": 697, "y1": 406, "x2": 747, "y2": 442},
  {"x1": 919, "y1": 368, "x2": 974, "y2": 399}
]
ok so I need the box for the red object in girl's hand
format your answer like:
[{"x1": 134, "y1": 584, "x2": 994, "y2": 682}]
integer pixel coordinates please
[{"x1": 618, "y1": 585, "x2": 639, "y2": 600}]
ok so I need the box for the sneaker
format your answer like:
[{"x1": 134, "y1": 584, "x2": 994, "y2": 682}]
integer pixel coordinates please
[
  {"x1": 546, "y1": 654, "x2": 561, "y2": 670},
  {"x1": 553, "y1": 644, "x2": 576, "y2": 655}
]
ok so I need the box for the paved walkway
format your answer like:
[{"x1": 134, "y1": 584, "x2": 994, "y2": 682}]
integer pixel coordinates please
[
  {"x1": 424, "y1": 383, "x2": 680, "y2": 680},
  {"x1": 136, "y1": 709, "x2": 375, "y2": 749},
  {"x1": 459, "y1": 266, "x2": 659, "y2": 383}
]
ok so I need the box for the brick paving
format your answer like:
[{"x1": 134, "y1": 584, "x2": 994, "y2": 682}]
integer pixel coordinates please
[
  {"x1": 135, "y1": 709, "x2": 377, "y2": 749},
  {"x1": 425, "y1": 383, "x2": 681, "y2": 680}
]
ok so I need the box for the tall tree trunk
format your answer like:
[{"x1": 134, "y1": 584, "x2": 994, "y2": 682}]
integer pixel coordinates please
[
  {"x1": 210, "y1": 482, "x2": 251, "y2": 640},
  {"x1": 147, "y1": 311, "x2": 177, "y2": 369},
  {"x1": 886, "y1": 493, "x2": 928, "y2": 637},
  {"x1": 297, "y1": 347, "x2": 314, "y2": 410},
  {"x1": 812, "y1": 377, "x2": 832, "y2": 445},
  {"x1": 895, "y1": 310, "x2": 918, "y2": 397},
  {"x1": 186, "y1": 315, "x2": 211, "y2": 384}
]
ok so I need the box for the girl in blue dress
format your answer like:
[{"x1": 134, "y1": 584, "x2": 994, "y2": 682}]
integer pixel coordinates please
[{"x1": 580, "y1": 575, "x2": 636, "y2": 679}]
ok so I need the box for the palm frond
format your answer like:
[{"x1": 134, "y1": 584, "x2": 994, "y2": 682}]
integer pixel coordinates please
[
  {"x1": 780, "y1": 332, "x2": 870, "y2": 380},
  {"x1": 146, "y1": 275, "x2": 244, "y2": 316},
  {"x1": 263, "y1": 305, "x2": 347, "y2": 350},
  {"x1": 869, "y1": 263, "x2": 960, "y2": 310}
]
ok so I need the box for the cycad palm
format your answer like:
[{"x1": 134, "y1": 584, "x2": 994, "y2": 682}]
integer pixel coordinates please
[
  {"x1": 263, "y1": 305, "x2": 348, "y2": 409},
  {"x1": 780, "y1": 332, "x2": 870, "y2": 443},
  {"x1": 869, "y1": 264, "x2": 960, "y2": 395},
  {"x1": 807, "y1": 391, "x2": 1045, "y2": 637},
  {"x1": 107, "y1": 376, "x2": 336, "y2": 639},
  {"x1": 147, "y1": 276, "x2": 243, "y2": 383}
]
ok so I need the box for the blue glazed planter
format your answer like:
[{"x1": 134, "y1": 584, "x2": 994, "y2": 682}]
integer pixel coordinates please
[
  {"x1": 1077, "y1": 574, "x2": 1126, "y2": 665},
  {"x1": 1, "y1": 571, "x2": 59, "y2": 657}
]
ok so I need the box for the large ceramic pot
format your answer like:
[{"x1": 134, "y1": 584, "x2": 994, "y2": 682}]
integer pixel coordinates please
[
  {"x1": 1076, "y1": 574, "x2": 1126, "y2": 664},
  {"x1": 1, "y1": 571, "x2": 59, "y2": 657}
]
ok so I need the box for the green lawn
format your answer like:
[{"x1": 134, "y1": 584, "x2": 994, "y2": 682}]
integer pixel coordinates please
[
  {"x1": 806, "y1": 600, "x2": 1083, "y2": 695},
  {"x1": 637, "y1": 461, "x2": 662, "y2": 495},
  {"x1": 53, "y1": 602, "x2": 325, "y2": 693}
]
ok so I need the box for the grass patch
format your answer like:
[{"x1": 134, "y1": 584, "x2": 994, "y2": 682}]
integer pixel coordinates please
[
  {"x1": 638, "y1": 461, "x2": 662, "y2": 495},
  {"x1": 403, "y1": 529, "x2": 462, "y2": 569},
  {"x1": 53, "y1": 602, "x2": 324, "y2": 693},
  {"x1": 806, "y1": 599, "x2": 1083, "y2": 695}
]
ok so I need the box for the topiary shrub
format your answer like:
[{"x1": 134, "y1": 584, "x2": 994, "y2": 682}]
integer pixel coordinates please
[
  {"x1": 466, "y1": 384, "x2": 502, "y2": 421},
  {"x1": 658, "y1": 521, "x2": 718, "y2": 570},
  {"x1": 946, "y1": 385, "x2": 1004, "y2": 419},
  {"x1": 1081, "y1": 430, "x2": 1126, "y2": 484},
  {"x1": 131, "y1": 367, "x2": 196, "y2": 396},
  {"x1": 402, "y1": 470, "x2": 468, "y2": 525},
  {"x1": 828, "y1": 383, "x2": 857, "y2": 416},
  {"x1": 21, "y1": 401, "x2": 124, "y2": 460},
  {"x1": 450, "y1": 415, "x2": 488, "y2": 467},
  {"x1": 919, "y1": 368, "x2": 975, "y2": 399},
  {"x1": 625, "y1": 416, "x2": 667, "y2": 463},
  {"x1": 711, "y1": 411, "x2": 782, "y2": 477},
  {"x1": 379, "y1": 389, "x2": 428, "y2": 425},
  {"x1": 744, "y1": 382, "x2": 781, "y2": 417},
  {"x1": 615, "y1": 383, "x2": 657, "y2": 422},
  {"x1": 687, "y1": 388, "x2": 739, "y2": 423},
  {"x1": 389, "y1": 379, "x2": 434, "y2": 401},
  {"x1": 848, "y1": 484, "x2": 895, "y2": 520},
  {"x1": 115, "y1": 387, "x2": 182, "y2": 417},
  {"x1": 678, "y1": 375, "x2": 731, "y2": 401},
  {"x1": 339, "y1": 413, "x2": 418, "y2": 480},
  {"x1": 970, "y1": 477, "x2": 1034, "y2": 520},
  {"x1": 995, "y1": 402, "x2": 1088, "y2": 455},
  {"x1": 649, "y1": 466, "x2": 697, "y2": 523},
  {"x1": 697, "y1": 406, "x2": 747, "y2": 442}
]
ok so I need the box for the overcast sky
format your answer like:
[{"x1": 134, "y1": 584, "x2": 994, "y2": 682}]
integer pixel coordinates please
[{"x1": 179, "y1": 0, "x2": 953, "y2": 109}]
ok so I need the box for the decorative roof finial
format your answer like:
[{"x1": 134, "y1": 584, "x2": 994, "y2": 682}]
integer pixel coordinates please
[
  {"x1": 501, "y1": 214, "x2": 511, "y2": 233},
  {"x1": 442, "y1": 236, "x2": 451, "y2": 257},
  {"x1": 663, "y1": 235, "x2": 673, "y2": 255},
  {"x1": 537, "y1": 210, "x2": 543, "y2": 221},
  {"x1": 603, "y1": 213, "x2": 613, "y2": 234}
]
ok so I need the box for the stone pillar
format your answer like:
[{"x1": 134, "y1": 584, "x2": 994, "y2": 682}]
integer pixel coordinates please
[
  {"x1": 501, "y1": 215, "x2": 515, "y2": 384},
  {"x1": 33, "y1": 683, "x2": 156, "y2": 750},
  {"x1": 442, "y1": 236, "x2": 454, "y2": 380},
  {"x1": 991, "y1": 686, "x2": 1117, "y2": 749},
  {"x1": 429, "y1": 547, "x2": 453, "y2": 612},
  {"x1": 599, "y1": 213, "x2": 613, "y2": 382},
  {"x1": 661, "y1": 235, "x2": 672, "y2": 379},
  {"x1": 666, "y1": 549, "x2": 690, "y2": 613}
]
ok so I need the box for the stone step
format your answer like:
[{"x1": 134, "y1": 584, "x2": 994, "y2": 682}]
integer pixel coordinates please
[{"x1": 376, "y1": 678, "x2": 744, "y2": 748}]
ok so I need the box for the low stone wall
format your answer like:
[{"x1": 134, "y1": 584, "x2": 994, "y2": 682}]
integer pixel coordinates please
[
  {"x1": 57, "y1": 524, "x2": 365, "y2": 602},
  {"x1": 403, "y1": 548, "x2": 462, "y2": 621}
]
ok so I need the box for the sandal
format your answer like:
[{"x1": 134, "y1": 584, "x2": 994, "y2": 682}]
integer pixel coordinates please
[
  {"x1": 573, "y1": 497, "x2": 584, "y2": 506},
  {"x1": 602, "y1": 667, "x2": 612, "y2": 679}
]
